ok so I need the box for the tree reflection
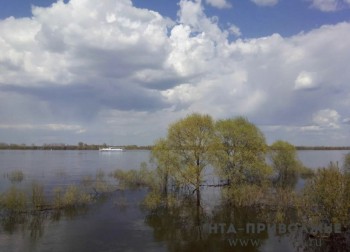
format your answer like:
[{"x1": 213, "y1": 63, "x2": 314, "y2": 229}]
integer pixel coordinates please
[{"x1": 142, "y1": 191, "x2": 269, "y2": 252}]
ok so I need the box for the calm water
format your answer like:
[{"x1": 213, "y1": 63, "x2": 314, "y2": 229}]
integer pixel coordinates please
[{"x1": 0, "y1": 150, "x2": 349, "y2": 251}]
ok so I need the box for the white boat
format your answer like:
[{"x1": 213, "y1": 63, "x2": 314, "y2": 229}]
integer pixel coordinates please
[{"x1": 99, "y1": 147, "x2": 124, "y2": 152}]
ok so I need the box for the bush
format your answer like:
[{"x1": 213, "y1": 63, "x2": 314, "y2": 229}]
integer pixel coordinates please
[
  {"x1": 302, "y1": 164, "x2": 350, "y2": 225},
  {"x1": 343, "y1": 152, "x2": 350, "y2": 174},
  {"x1": 1, "y1": 186, "x2": 27, "y2": 213},
  {"x1": 53, "y1": 186, "x2": 92, "y2": 209},
  {"x1": 299, "y1": 166, "x2": 315, "y2": 179},
  {"x1": 222, "y1": 184, "x2": 267, "y2": 207},
  {"x1": 8, "y1": 170, "x2": 24, "y2": 183},
  {"x1": 31, "y1": 182, "x2": 46, "y2": 210},
  {"x1": 112, "y1": 168, "x2": 153, "y2": 189}
]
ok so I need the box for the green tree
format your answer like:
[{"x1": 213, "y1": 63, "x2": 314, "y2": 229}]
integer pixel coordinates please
[
  {"x1": 151, "y1": 138, "x2": 179, "y2": 196},
  {"x1": 166, "y1": 113, "x2": 215, "y2": 206},
  {"x1": 212, "y1": 117, "x2": 270, "y2": 186},
  {"x1": 269, "y1": 140, "x2": 300, "y2": 189}
]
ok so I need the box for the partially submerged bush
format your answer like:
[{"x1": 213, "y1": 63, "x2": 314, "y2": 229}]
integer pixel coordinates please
[
  {"x1": 96, "y1": 169, "x2": 105, "y2": 180},
  {"x1": 298, "y1": 165, "x2": 315, "y2": 179},
  {"x1": 8, "y1": 170, "x2": 24, "y2": 183},
  {"x1": 343, "y1": 152, "x2": 350, "y2": 174},
  {"x1": 112, "y1": 167, "x2": 154, "y2": 189},
  {"x1": 53, "y1": 186, "x2": 92, "y2": 209},
  {"x1": 31, "y1": 182, "x2": 46, "y2": 210},
  {"x1": 1, "y1": 186, "x2": 27, "y2": 213},
  {"x1": 301, "y1": 164, "x2": 350, "y2": 225},
  {"x1": 222, "y1": 184, "x2": 267, "y2": 207}
]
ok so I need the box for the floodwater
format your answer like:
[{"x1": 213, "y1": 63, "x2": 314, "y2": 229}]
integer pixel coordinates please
[{"x1": 0, "y1": 150, "x2": 349, "y2": 251}]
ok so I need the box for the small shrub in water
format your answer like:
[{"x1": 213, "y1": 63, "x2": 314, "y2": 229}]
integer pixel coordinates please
[
  {"x1": 53, "y1": 186, "x2": 92, "y2": 208},
  {"x1": 1, "y1": 186, "x2": 27, "y2": 213},
  {"x1": 31, "y1": 182, "x2": 46, "y2": 210},
  {"x1": 8, "y1": 170, "x2": 24, "y2": 183}
]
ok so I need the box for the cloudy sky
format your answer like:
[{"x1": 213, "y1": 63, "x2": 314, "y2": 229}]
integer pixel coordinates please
[{"x1": 0, "y1": 0, "x2": 350, "y2": 146}]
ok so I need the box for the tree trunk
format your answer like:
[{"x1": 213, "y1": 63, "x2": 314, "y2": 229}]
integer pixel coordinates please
[
  {"x1": 196, "y1": 185, "x2": 200, "y2": 206},
  {"x1": 196, "y1": 158, "x2": 201, "y2": 206},
  {"x1": 163, "y1": 172, "x2": 168, "y2": 197}
]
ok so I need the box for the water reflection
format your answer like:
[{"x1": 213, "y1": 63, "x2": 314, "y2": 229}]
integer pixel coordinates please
[{"x1": 141, "y1": 188, "x2": 349, "y2": 252}]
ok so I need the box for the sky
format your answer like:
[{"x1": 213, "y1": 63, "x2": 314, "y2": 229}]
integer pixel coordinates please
[{"x1": 0, "y1": 0, "x2": 350, "y2": 146}]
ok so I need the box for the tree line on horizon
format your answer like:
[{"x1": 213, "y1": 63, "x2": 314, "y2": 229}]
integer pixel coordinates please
[{"x1": 0, "y1": 142, "x2": 153, "y2": 150}]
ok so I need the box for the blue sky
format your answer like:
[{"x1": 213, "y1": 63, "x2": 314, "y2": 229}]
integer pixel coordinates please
[{"x1": 0, "y1": 0, "x2": 350, "y2": 146}]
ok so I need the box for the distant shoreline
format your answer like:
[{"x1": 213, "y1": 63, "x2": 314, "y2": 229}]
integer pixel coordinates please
[
  {"x1": 0, "y1": 143, "x2": 152, "y2": 151},
  {"x1": 295, "y1": 146, "x2": 350, "y2": 151},
  {"x1": 0, "y1": 143, "x2": 350, "y2": 151}
]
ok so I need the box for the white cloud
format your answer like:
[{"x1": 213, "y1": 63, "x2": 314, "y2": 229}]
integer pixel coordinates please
[
  {"x1": 312, "y1": 109, "x2": 340, "y2": 128},
  {"x1": 308, "y1": 0, "x2": 350, "y2": 12},
  {"x1": 228, "y1": 24, "x2": 242, "y2": 37},
  {"x1": 0, "y1": 124, "x2": 86, "y2": 133},
  {"x1": 0, "y1": 0, "x2": 350, "y2": 145},
  {"x1": 294, "y1": 71, "x2": 318, "y2": 90},
  {"x1": 205, "y1": 0, "x2": 232, "y2": 9},
  {"x1": 250, "y1": 0, "x2": 279, "y2": 7}
]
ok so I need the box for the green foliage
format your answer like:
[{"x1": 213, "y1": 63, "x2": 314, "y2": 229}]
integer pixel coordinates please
[
  {"x1": 96, "y1": 169, "x2": 105, "y2": 180},
  {"x1": 142, "y1": 191, "x2": 163, "y2": 210},
  {"x1": 222, "y1": 184, "x2": 267, "y2": 207},
  {"x1": 343, "y1": 152, "x2": 350, "y2": 174},
  {"x1": 53, "y1": 186, "x2": 91, "y2": 209},
  {"x1": 301, "y1": 164, "x2": 350, "y2": 225},
  {"x1": 166, "y1": 113, "x2": 215, "y2": 205},
  {"x1": 7, "y1": 170, "x2": 25, "y2": 183},
  {"x1": 151, "y1": 138, "x2": 179, "y2": 194},
  {"x1": 269, "y1": 140, "x2": 301, "y2": 189},
  {"x1": 31, "y1": 182, "x2": 46, "y2": 210},
  {"x1": 213, "y1": 117, "x2": 270, "y2": 185},
  {"x1": 268, "y1": 188, "x2": 298, "y2": 223},
  {"x1": 62, "y1": 186, "x2": 80, "y2": 206},
  {"x1": 112, "y1": 167, "x2": 154, "y2": 189},
  {"x1": 298, "y1": 165, "x2": 315, "y2": 179},
  {"x1": 1, "y1": 186, "x2": 27, "y2": 213}
]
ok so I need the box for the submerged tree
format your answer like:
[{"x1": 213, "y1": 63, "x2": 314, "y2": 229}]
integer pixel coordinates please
[
  {"x1": 159, "y1": 113, "x2": 216, "y2": 206},
  {"x1": 269, "y1": 140, "x2": 300, "y2": 189},
  {"x1": 212, "y1": 117, "x2": 270, "y2": 186},
  {"x1": 150, "y1": 138, "x2": 178, "y2": 196}
]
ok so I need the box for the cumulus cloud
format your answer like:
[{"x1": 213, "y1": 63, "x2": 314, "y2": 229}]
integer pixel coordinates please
[
  {"x1": 205, "y1": 0, "x2": 232, "y2": 9},
  {"x1": 308, "y1": 0, "x2": 350, "y2": 12},
  {"x1": 250, "y1": 0, "x2": 279, "y2": 7},
  {"x1": 228, "y1": 24, "x2": 242, "y2": 37},
  {"x1": 294, "y1": 71, "x2": 319, "y2": 90},
  {"x1": 0, "y1": 0, "x2": 350, "y2": 145},
  {"x1": 312, "y1": 109, "x2": 340, "y2": 128}
]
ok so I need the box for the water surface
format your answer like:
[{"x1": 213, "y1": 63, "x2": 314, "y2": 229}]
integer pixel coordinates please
[{"x1": 0, "y1": 150, "x2": 348, "y2": 251}]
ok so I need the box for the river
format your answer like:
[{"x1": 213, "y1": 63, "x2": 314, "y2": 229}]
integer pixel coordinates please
[{"x1": 0, "y1": 150, "x2": 348, "y2": 251}]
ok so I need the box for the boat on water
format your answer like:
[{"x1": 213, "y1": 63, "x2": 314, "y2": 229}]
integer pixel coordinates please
[{"x1": 99, "y1": 147, "x2": 124, "y2": 152}]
